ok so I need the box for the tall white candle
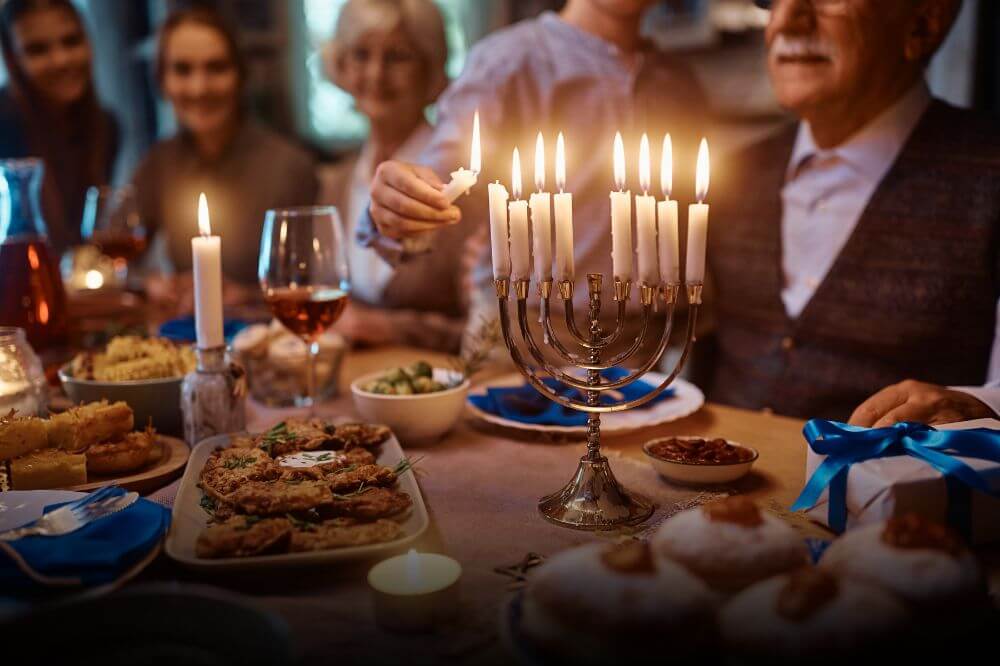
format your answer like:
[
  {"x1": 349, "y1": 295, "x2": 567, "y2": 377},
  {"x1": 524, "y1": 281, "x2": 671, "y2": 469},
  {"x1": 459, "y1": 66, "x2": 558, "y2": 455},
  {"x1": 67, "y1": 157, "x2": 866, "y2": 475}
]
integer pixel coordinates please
[
  {"x1": 658, "y1": 133, "x2": 680, "y2": 285},
  {"x1": 529, "y1": 133, "x2": 552, "y2": 283},
  {"x1": 488, "y1": 181, "x2": 510, "y2": 279},
  {"x1": 440, "y1": 110, "x2": 481, "y2": 202},
  {"x1": 610, "y1": 132, "x2": 632, "y2": 282},
  {"x1": 508, "y1": 148, "x2": 531, "y2": 281},
  {"x1": 553, "y1": 132, "x2": 574, "y2": 282},
  {"x1": 191, "y1": 192, "x2": 224, "y2": 348},
  {"x1": 686, "y1": 138, "x2": 710, "y2": 284},
  {"x1": 635, "y1": 133, "x2": 658, "y2": 286}
]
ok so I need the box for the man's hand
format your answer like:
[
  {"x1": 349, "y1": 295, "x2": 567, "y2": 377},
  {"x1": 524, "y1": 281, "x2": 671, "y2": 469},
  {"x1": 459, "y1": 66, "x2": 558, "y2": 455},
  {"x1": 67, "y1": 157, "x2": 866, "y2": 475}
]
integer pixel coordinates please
[
  {"x1": 849, "y1": 379, "x2": 996, "y2": 428},
  {"x1": 369, "y1": 160, "x2": 461, "y2": 240}
]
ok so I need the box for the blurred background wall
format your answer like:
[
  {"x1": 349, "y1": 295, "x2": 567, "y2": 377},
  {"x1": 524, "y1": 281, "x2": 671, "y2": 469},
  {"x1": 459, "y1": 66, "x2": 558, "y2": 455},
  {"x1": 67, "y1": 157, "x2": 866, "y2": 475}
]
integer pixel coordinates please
[{"x1": 0, "y1": 0, "x2": 993, "y2": 183}]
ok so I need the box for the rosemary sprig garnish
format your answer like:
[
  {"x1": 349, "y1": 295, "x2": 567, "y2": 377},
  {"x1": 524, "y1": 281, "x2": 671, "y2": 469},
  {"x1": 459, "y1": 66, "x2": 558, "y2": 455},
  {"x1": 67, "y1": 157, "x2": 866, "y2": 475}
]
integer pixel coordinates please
[
  {"x1": 450, "y1": 315, "x2": 501, "y2": 379},
  {"x1": 392, "y1": 456, "x2": 423, "y2": 477},
  {"x1": 222, "y1": 455, "x2": 257, "y2": 470},
  {"x1": 332, "y1": 483, "x2": 375, "y2": 499},
  {"x1": 199, "y1": 494, "x2": 217, "y2": 516},
  {"x1": 258, "y1": 421, "x2": 296, "y2": 456}
]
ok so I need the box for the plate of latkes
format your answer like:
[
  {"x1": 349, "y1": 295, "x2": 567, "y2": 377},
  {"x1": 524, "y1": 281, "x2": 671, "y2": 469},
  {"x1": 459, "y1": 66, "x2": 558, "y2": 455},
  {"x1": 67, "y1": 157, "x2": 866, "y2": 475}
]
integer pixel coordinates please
[
  {"x1": 0, "y1": 401, "x2": 189, "y2": 494},
  {"x1": 165, "y1": 418, "x2": 429, "y2": 569}
]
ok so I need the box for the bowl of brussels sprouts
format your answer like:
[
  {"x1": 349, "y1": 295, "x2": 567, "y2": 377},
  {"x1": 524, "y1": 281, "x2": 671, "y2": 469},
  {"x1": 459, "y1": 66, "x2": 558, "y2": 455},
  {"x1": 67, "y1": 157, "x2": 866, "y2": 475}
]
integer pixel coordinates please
[{"x1": 350, "y1": 361, "x2": 470, "y2": 445}]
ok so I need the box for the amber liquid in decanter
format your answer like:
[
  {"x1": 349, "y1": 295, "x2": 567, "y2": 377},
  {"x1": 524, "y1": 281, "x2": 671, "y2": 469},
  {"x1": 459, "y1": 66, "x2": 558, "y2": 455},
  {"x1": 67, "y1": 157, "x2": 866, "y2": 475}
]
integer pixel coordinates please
[{"x1": 0, "y1": 238, "x2": 68, "y2": 350}]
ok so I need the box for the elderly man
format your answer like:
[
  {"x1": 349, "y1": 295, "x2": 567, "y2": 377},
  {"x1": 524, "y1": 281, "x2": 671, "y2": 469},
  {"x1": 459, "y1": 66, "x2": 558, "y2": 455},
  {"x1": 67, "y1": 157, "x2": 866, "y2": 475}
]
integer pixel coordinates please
[{"x1": 710, "y1": 0, "x2": 1000, "y2": 424}]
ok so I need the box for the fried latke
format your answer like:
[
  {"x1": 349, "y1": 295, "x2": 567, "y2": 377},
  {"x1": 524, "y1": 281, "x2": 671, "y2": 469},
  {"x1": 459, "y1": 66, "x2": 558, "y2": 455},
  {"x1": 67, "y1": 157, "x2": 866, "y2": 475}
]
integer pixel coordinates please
[
  {"x1": 229, "y1": 479, "x2": 333, "y2": 515},
  {"x1": 86, "y1": 428, "x2": 157, "y2": 476},
  {"x1": 323, "y1": 487, "x2": 412, "y2": 520},
  {"x1": 199, "y1": 447, "x2": 281, "y2": 501},
  {"x1": 324, "y1": 464, "x2": 397, "y2": 494},
  {"x1": 325, "y1": 423, "x2": 392, "y2": 450},
  {"x1": 195, "y1": 516, "x2": 292, "y2": 558},
  {"x1": 289, "y1": 518, "x2": 402, "y2": 552}
]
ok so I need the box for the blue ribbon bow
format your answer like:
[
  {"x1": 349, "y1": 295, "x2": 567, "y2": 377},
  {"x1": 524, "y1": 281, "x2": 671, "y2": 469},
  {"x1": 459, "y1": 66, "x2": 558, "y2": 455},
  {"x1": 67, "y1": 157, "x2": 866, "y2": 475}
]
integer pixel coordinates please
[{"x1": 790, "y1": 420, "x2": 1000, "y2": 538}]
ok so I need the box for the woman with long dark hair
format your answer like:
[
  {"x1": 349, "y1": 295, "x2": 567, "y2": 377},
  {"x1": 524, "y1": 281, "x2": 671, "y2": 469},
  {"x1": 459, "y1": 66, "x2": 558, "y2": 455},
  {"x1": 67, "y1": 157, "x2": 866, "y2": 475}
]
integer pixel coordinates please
[
  {"x1": 0, "y1": 0, "x2": 117, "y2": 254},
  {"x1": 133, "y1": 6, "x2": 317, "y2": 311}
]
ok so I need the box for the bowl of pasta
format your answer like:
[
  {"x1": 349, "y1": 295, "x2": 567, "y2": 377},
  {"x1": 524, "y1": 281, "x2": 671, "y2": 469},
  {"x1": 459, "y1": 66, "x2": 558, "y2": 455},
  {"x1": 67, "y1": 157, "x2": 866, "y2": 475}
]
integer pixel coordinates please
[{"x1": 59, "y1": 336, "x2": 196, "y2": 435}]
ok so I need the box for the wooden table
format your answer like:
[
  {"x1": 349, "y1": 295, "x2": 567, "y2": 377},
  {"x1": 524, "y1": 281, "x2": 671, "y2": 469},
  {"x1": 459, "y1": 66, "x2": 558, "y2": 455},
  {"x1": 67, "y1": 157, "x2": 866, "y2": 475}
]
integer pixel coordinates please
[{"x1": 335, "y1": 346, "x2": 998, "y2": 591}]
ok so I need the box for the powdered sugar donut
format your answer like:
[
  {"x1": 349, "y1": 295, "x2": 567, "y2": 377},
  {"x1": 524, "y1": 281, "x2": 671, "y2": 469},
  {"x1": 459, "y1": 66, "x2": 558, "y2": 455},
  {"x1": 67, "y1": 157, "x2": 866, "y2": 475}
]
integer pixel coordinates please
[
  {"x1": 521, "y1": 541, "x2": 716, "y2": 664},
  {"x1": 720, "y1": 568, "x2": 908, "y2": 663},
  {"x1": 652, "y1": 497, "x2": 809, "y2": 592},
  {"x1": 820, "y1": 514, "x2": 983, "y2": 608}
]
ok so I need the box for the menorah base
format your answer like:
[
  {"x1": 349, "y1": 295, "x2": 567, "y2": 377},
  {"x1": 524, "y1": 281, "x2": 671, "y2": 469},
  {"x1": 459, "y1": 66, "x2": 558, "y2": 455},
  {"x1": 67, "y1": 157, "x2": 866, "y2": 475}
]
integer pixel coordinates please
[{"x1": 537, "y1": 455, "x2": 654, "y2": 530}]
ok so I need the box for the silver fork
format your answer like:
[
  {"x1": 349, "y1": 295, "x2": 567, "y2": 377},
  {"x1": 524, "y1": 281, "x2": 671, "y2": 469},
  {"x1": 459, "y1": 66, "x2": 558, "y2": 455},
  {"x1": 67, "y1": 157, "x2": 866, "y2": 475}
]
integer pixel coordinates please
[{"x1": 0, "y1": 488, "x2": 139, "y2": 541}]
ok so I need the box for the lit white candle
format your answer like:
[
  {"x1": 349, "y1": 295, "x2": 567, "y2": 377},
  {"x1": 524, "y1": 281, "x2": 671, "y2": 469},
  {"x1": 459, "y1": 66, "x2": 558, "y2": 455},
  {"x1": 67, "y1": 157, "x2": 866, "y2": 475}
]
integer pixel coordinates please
[
  {"x1": 529, "y1": 132, "x2": 552, "y2": 283},
  {"x1": 488, "y1": 181, "x2": 510, "y2": 279},
  {"x1": 635, "y1": 133, "x2": 658, "y2": 287},
  {"x1": 610, "y1": 132, "x2": 632, "y2": 282},
  {"x1": 191, "y1": 192, "x2": 224, "y2": 349},
  {"x1": 657, "y1": 133, "x2": 680, "y2": 285},
  {"x1": 687, "y1": 138, "x2": 710, "y2": 284},
  {"x1": 508, "y1": 148, "x2": 531, "y2": 281},
  {"x1": 440, "y1": 110, "x2": 481, "y2": 202},
  {"x1": 368, "y1": 549, "x2": 462, "y2": 632},
  {"x1": 553, "y1": 132, "x2": 574, "y2": 282}
]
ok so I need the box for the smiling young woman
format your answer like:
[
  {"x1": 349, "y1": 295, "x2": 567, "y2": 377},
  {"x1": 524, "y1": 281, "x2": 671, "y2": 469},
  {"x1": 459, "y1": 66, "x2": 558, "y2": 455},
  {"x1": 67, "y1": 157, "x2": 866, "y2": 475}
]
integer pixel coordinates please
[
  {"x1": 130, "y1": 7, "x2": 318, "y2": 311},
  {"x1": 0, "y1": 0, "x2": 118, "y2": 254}
]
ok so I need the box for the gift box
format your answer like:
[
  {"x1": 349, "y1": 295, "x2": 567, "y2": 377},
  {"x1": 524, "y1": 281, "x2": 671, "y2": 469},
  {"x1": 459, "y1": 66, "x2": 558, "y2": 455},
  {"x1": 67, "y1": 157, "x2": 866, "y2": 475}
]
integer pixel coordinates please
[{"x1": 793, "y1": 419, "x2": 1000, "y2": 545}]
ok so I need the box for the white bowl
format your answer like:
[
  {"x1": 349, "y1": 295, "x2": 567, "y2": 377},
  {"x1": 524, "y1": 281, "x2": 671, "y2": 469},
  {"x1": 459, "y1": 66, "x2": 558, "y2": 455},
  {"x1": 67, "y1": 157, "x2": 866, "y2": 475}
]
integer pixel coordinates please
[
  {"x1": 350, "y1": 368, "x2": 469, "y2": 445},
  {"x1": 642, "y1": 436, "x2": 758, "y2": 485}
]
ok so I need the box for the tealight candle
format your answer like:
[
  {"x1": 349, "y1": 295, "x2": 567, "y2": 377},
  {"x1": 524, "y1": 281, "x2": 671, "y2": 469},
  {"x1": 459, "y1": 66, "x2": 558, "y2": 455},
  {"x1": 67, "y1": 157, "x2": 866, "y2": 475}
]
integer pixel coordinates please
[{"x1": 368, "y1": 549, "x2": 462, "y2": 632}]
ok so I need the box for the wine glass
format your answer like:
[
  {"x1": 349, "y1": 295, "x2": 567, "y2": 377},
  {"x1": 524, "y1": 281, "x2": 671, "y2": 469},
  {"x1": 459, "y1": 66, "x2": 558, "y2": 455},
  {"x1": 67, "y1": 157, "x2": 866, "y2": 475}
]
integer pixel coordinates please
[
  {"x1": 80, "y1": 185, "x2": 146, "y2": 284},
  {"x1": 258, "y1": 206, "x2": 351, "y2": 414}
]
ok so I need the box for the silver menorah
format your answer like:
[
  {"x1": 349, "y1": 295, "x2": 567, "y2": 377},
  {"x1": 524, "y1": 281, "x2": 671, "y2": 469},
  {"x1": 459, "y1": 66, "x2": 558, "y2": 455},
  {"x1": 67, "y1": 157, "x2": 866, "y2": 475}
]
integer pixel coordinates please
[{"x1": 496, "y1": 274, "x2": 702, "y2": 530}]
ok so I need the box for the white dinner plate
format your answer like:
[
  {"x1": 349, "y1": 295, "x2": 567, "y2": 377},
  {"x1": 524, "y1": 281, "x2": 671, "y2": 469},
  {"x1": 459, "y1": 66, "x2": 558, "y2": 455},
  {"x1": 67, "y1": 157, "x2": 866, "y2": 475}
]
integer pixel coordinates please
[
  {"x1": 165, "y1": 429, "x2": 430, "y2": 570},
  {"x1": 0, "y1": 490, "x2": 85, "y2": 532},
  {"x1": 466, "y1": 371, "x2": 704, "y2": 437}
]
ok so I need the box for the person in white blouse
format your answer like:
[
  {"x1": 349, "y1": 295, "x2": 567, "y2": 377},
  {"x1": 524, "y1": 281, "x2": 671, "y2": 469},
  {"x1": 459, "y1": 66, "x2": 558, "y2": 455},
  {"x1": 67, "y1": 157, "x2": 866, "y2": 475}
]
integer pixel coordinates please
[
  {"x1": 707, "y1": 0, "x2": 1000, "y2": 424},
  {"x1": 318, "y1": 0, "x2": 468, "y2": 351}
]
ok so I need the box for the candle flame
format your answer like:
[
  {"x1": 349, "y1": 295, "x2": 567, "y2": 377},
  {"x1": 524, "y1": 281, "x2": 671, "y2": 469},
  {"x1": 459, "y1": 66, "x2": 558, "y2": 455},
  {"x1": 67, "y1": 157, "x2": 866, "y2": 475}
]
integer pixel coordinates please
[
  {"x1": 471, "y1": 110, "x2": 481, "y2": 173},
  {"x1": 405, "y1": 548, "x2": 420, "y2": 587},
  {"x1": 198, "y1": 192, "x2": 211, "y2": 236},
  {"x1": 639, "y1": 133, "x2": 651, "y2": 195},
  {"x1": 661, "y1": 133, "x2": 673, "y2": 199},
  {"x1": 555, "y1": 132, "x2": 566, "y2": 193},
  {"x1": 512, "y1": 147, "x2": 522, "y2": 200},
  {"x1": 534, "y1": 132, "x2": 545, "y2": 192},
  {"x1": 613, "y1": 132, "x2": 625, "y2": 191},
  {"x1": 696, "y1": 138, "x2": 710, "y2": 203}
]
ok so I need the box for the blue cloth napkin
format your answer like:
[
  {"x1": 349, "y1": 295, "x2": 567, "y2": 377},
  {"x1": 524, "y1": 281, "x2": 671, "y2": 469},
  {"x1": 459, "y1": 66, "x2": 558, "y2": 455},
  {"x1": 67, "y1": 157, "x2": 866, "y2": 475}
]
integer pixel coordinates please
[
  {"x1": 159, "y1": 316, "x2": 247, "y2": 344},
  {"x1": 469, "y1": 367, "x2": 675, "y2": 426},
  {"x1": 0, "y1": 489, "x2": 171, "y2": 593}
]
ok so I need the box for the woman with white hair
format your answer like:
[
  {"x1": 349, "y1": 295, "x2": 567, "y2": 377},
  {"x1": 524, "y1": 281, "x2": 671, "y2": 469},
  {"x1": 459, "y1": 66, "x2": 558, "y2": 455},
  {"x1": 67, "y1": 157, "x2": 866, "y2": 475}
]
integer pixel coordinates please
[{"x1": 320, "y1": 0, "x2": 467, "y2": 351}]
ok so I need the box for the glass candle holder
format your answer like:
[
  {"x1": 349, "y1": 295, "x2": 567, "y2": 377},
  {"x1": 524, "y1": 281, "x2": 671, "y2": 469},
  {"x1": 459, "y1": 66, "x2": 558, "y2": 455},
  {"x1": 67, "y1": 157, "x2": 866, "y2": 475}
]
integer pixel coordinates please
[
  {"x1": 180, "y1": 346, "x2": 247, "y2": 446},
  {"x1": 0, "y1": 326, "x2": 47, "y2": 417}
]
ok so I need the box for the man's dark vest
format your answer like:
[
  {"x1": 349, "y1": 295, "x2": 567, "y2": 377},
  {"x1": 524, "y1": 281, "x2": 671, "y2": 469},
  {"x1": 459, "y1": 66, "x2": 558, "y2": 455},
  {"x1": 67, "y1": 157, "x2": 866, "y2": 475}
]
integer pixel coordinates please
[{"x1": 708, "y1": 100, "x2": 1000, "y2": 420}]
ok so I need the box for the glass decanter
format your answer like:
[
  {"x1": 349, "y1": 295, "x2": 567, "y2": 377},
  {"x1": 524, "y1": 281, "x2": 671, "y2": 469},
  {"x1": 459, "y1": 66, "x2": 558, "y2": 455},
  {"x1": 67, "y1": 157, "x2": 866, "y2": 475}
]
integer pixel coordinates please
[{"x1": 0, "y1": 159, "x2": 68, "y2": 351}]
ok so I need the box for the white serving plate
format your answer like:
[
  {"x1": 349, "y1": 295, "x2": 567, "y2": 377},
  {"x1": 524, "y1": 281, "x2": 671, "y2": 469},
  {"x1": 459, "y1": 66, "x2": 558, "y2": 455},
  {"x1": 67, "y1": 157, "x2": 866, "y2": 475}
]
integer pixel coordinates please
[
  {"x1": 466, "y1": 372, "x2": 704, "y2": 437},
  {"x1": 165, "y1": 430, "x2": 430, "y2": 570}
]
